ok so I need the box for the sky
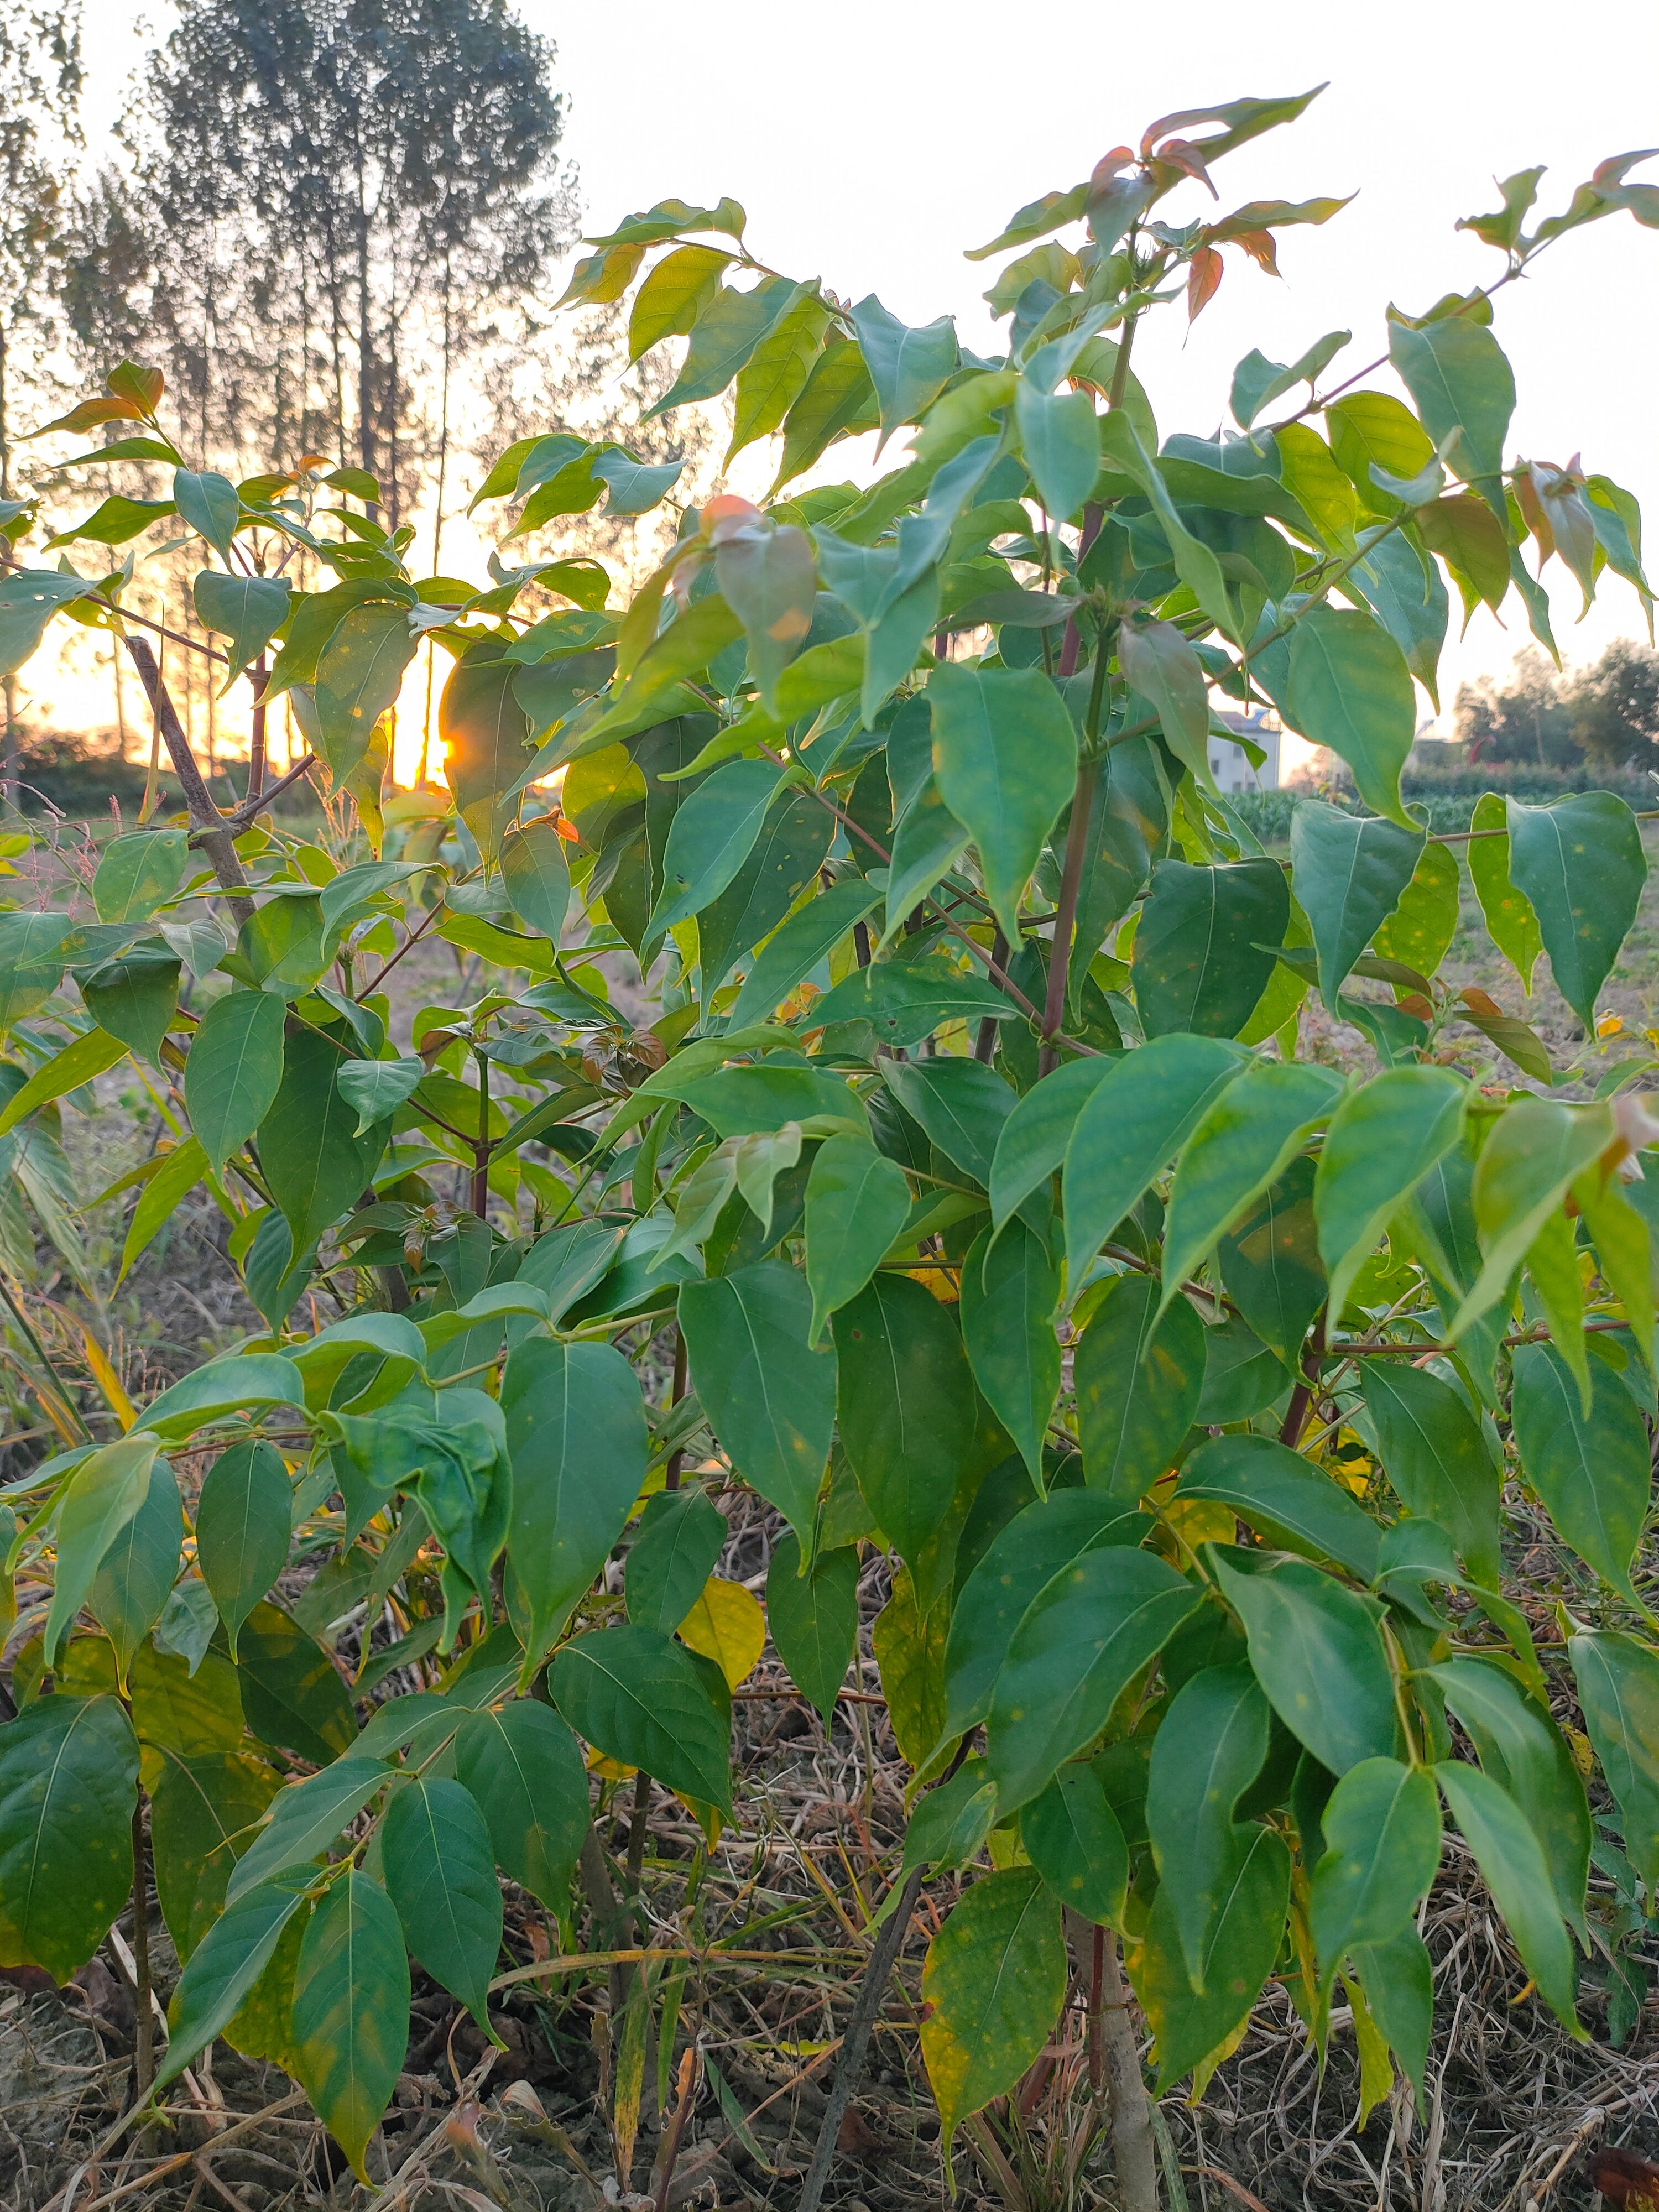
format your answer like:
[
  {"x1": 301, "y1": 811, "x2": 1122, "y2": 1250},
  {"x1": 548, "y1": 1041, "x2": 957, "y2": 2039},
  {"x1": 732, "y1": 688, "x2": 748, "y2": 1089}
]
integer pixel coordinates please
[{"x1": 49, "y1": 0, "x2": 1659, "y2": 778}]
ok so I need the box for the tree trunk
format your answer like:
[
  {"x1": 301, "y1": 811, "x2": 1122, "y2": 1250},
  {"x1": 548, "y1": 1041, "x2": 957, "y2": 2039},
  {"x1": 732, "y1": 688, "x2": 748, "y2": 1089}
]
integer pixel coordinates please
[{"x1": 1099, "y1": 1929, "x2": 1159, "y2": 2211}]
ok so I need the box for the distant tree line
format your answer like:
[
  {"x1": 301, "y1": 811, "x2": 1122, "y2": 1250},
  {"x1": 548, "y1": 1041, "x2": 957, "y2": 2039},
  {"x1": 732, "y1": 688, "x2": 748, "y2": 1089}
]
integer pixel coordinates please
[{"x1": 1454, "y1": 639, "x2": 1659, "y2": 772}]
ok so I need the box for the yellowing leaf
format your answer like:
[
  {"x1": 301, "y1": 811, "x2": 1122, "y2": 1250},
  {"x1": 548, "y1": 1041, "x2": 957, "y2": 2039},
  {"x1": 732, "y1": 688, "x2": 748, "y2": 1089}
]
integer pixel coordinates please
[{"x1": 678, "y1": 1576, "x2": 765, "y2": 1688}]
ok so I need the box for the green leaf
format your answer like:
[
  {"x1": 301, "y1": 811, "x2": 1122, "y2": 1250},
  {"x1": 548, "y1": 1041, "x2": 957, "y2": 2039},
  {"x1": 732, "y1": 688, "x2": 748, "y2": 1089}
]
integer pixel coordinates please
[
  {"x1": 81, "y1": 946, "x2": 181, "y2": 1066},
  {"x1": 714, "y1": 524, "x2": 817, "y2": 714},
  {"x1": 698, "y1": 789, "x2": 833, "y2": 997},
  {"x1": 1285, "y1": 605, "x2": 1417, "y2": 828},
  {"x1": 93, "y1": 828, "x2": 190, "y2": 924},
  {"x1": 727, "y1": 291, "x2": 832, "y2": 465},
  {"x1": 901, "y1": 1756, "x2": 998, "y2": 1882},
  {"x1": 1074, "y1": 1274, "x2": 1206, "y2": 1500},
  {"x1": 1176, "y1": 1434, "x2": 1381, "y2": 1579},
  {"x1": 196, "y1": 1440, "x2": 292, "y2": 1658},
  {"x1": 0, "y1": 1025, "x2": 128, "y2": 1136},
  {"x1": 929, "y1": 664, "x2": 1078, "y2": 941},
  {"x1": 680, "y1": 1261, "x2": 836, "y2": 1547},
  {"x1": 130, "y1": 1639, "x2": 244, "y2": 1755},
  {"x1": 961, "y1": 1219, "x2": 1061, "y2": 1486},
  {"x1": 726, "y1": 877, "x2": 882, "y2": 1027},
  {"x1": 90, "y1": 1453, "x2": 182, "y2": 1682},
  {"x1": 804, "y1": 1135, "x2": 915, "y2": 1345},
  {"x1": 1097, "y1": 410, "x2": 1237, "y2": 640},
  {"x1": 185, "y1": 990, "x2": 286, "y2": 1178},
  {"x1": 628, "y1": 242, "x2": 731, "y2": 359},
  {"x1": 441, "y1": 655, "x2": 533, "y2": 864},
  {"x1": 1428, "y1": 1656, "x2": 1590, "y2": 1940},
  {"x1": 1358, "y1": 1360, "x2": 1501, "y2": 1583},
  {"x1": 873, "y1": 1561, "x2": 950, "y2": 1767},
  {"x1": 454, "y1": 1700, "x2": 591, "y2": 1913},
  {"x1": 236, "y1": 1601, "x2": 358, "y2": 1765},
  {"x1": 806, "y1": 958, "x2": 1015, "y2": 1051},
  {"x1": 943, "y1": 1489, "x2": 1150, "y2": 1738},
  {"x1": 1016, "y1": 380, "x2": 1099, "y2": 523},
  {"x1": 158, "y1": 1877, "x2": 309, "y2": 2089},
  {"x1": 149, "y1": 1749, "x2": 279, "y2": 1964},
  {"x1": 1510, "y1": 1343, "x2": 1649, "y2": 1604},
  {"x1": 1133, "y1": 1823, "x2": 1290, "y2": 2092},
  {"x1": 195, "y1": 572, "x2": 290, "y2": 694},
  {"x1": 234, "y1": 893, "x2": 327, "y2": 999},
  {"x1": 46, "y1": 494, "x2": 175, "y2": 549},
  {"x1": 650, "y1": 276, "x2": 813, "y2": 416},
  {"x1": 775, "y1": 333, "x2": 879, "y2": 488},
  {"x1": 292, "y1": 1871, "x2": 412, "y2": 2180},
  {"x1": 1161, "y1": 1061, "x2": 1343, "y2": 1304},
  {"x1": 849, "y1": 296, "x2": 959, "y2": 443},
  {"x1": 1347, "y1": 529, "x2": 1448, "y2": 706},
  {"x1": 263, "y1": 580, "x2": 405, "y2": 702},
  {"x1": 44, "y1": 1432, "x2": 160, "y2": 1668},
  {"x1": 1146, "y1": 1663, "x2": 1272, "y2": 1990},
  {"x1": 502, "y1": 1337, "x2": 647, "y2": 1662},
  {"x1": 1062, "y1": 1035, "x2": 1246, "y2": 1291},
  {"x1": 174, "y1": 468, "x2": 241, "y2": 557},
  {"x1": 1431, "y1": 1761, "x2": 1581, "y2": 2034},
  {"x1": 766, "y1": 1532, "x2": 860, "y2": 1725},
  {"x1": 1465, "y1": 793, "x2": 1542, "y2": 994},
  {"x1": 1212, "y1": 1552, "x2": 1396, "y2": 1775},
  {"x1": 834, "y1": 1273, "x2": 975, "y2": 1587},
  {"x1": 626, "y1": 1488, "x2": 727, "y2": 1636},
  {"x1": 1310, "y1": 1757, "x2": 1441, "y2": 1987},
  {"x1": 1568, "y1": 1629, "x2": 1659, "y2": 1890},
  {"x1": 1348, "y1": 1924, "x2": 1433, "y2": 2108},
  {"x1": 228, "y1": 1758, "x2": 389, "y2": 1903},
  {"x1": 987, "y1": 1546, "x2": 1203, "y2": 1814},
  {"x1": 1314, "y1": 1067, "x2": 1468, "y2": 1319},
  {"x1": 880, "y1": 778, "x2": 969, "y2": 936},
  {"x1": 315, "y1": 608, "x2": 416, "y2": 782},
  {"x1": 1452, "y1": 1095, "x2": 1610, "y2": 1339},
  {"x1": 1230, "y1": 332, "x2": 1350, "y2": 432},
  {"x1": 1021, "y1": 1762, "x2": 1129, "y2": 1927},
  {"x1": 143, "y1": 1352, "x2": 304, "y2": 1441},
  {"x1": 0, "y1": 569, "x2": 94, "y2": 677},
  {"x1": 671, "y1": 1059, "x2": 858, "y2": 1139},
  {"x1": 1388, "y1": 316, "x2": 1515, "y2": 503},
  {"x1": 551, "y1": 1623, "x2": 732, "y2": 1815},
  {"x1": 1117, "y1": 616, "x2": 1211, "y2": 788},
  {"x1": 1289, "y1": 799, "x2": 1425, "y2": 1013},
  {"x1": 988, "y1": 1058, "x2": 1116, "y2": 1241},
  {"x1": 259, "y1": 1023, "x2": 385, "y2": 1255},
  {"x1": 381, "y1": 1775, "x2": 502, "y2": 2030},
  {"x1": 883, "y1": 1054, "x2": 1016, "y2": 1191},
  {"x1": 1505, "y1": 792, "x2": 1646, "y2": 1030},
  {"x1": 920, "y1": 1868, "x2": 1067, "y2": 2144},
  {"x1": 1374, "y1": 838, "x2": 1460, "y2": 978},
  {"x1": 1132, "y1": 858, "x2": 1287, "y2": 1040},
  {"x1": 0, "y1": 1695, "x2": 138, "y2": 1982},
  {"x1": 1196, "y1": 1318, "x2": 1291, "y2": 1424},
  {"x1": 337, "y1": 1056, "x2": 424, "y2": 1134},
  {"x1": 645, "y1": 757, "x2": 783, "y2": 951}
]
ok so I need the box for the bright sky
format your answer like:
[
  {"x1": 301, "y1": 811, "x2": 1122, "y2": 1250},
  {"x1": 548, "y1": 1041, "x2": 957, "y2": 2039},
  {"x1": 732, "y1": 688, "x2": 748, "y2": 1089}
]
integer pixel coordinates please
[{"x1": 50, "y1": 0, "x2": 1659, "y2": 781}]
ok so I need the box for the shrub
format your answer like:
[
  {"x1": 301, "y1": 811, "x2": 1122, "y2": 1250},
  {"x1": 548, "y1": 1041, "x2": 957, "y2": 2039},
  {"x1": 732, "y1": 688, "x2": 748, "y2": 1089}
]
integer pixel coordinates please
[{"x1": 0, "y1": 93, "x2": 1656, "y2": 2208}]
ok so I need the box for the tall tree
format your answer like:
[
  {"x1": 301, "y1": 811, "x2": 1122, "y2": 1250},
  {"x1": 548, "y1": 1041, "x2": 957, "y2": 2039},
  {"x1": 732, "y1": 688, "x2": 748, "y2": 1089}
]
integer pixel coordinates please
[
  {"x1": 0, "y1": 4, "x2": 83, "y2": 806},
  {"x1": 79, "y1": 0, "x2": 572, "y2": 507}
]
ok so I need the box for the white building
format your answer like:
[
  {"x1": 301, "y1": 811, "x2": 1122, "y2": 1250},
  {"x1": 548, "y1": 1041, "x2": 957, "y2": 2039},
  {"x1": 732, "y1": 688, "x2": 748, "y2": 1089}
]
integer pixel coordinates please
[{"x1": 1208, "y1": 708, "x2": 1280, "y2": 793}]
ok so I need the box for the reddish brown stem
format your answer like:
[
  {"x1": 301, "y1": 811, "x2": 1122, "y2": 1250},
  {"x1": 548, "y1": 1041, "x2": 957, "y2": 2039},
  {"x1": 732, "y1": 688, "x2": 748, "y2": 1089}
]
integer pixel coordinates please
[
  {"x1": 1038, "y1": 755, "x2": 1102, "y2": 1076},
  {"x1": 247, "y1": 654, "x2": 267, "y2": 802},
  {"x1": 122, "y1": 634, "x2": 254, "y2": 929},
  {"x1": 974, "y1": 931, "x2": 1008, "y2": 1062},
  {"x1": 665, "y1": 1327, "x2": 688, "y2": 1491}
]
